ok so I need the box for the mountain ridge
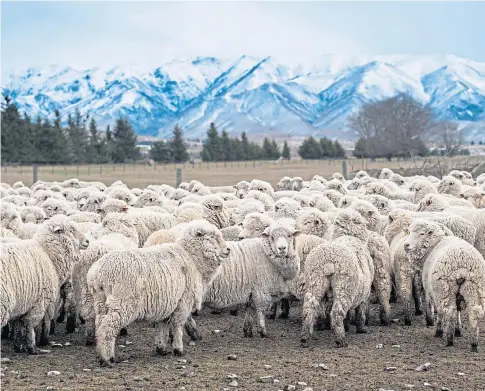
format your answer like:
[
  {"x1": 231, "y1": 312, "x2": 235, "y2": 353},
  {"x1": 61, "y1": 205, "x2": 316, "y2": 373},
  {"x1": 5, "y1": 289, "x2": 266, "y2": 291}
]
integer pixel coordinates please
[{"x1": 3, "y1": 54, "x2": 485, "y2": 141}]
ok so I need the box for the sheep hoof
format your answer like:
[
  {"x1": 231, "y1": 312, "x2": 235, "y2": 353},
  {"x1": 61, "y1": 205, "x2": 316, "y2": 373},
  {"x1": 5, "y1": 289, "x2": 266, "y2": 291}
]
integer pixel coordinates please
[
  {"x1": 356, "y1": 326, "x2": 368, "y2": 334},
  {"x1": 446, "y1": 340, "x2": 454, "y2": 347},
  {"x1": 27, "y1": 346, "x2": 39, "y2": 355},
  {"x1": 38, "y1": 336, "x2": 49, "y2": 347},
  {"x1": 66, "y1": 317, "x2": 76, "y2": 334},
  {"x1": 404, "y1": 318, "x2": 412, "y2": 326},
  {"x1": 98, "y1": 358, "x2": 114, "y2": 367},
  {"x1": 278, "y1": 313, "x2": 289, "y2": 319},
  {"x1": 300, "y1": 338, "x2": 309, "y2": 348},
  {"x1": 434, "y1": 329, "x2": 443, "y2": 338},
  {"x1": 266, "y1": 314, "x2": 276, "y2": 320},
  {"x1": 243, "y1": 330, "x2": 253, "y2": 338},
  {"x1": 426, "y1": 319, "x2": 434, "y2": 327},
  {"x1": 119, "y1": 328, "x2": 128, "y2": 337},
  {"x1": 86, "y1": 339, "x2": 95, "y2": 347},
  {"x1": 335, "y1": 339, "x2": 348, "y2": 348},
  {"x1": 455, "y1": 328, "x2": 462, "y2": 337},
  {"x1": 229, "y1": 309, "x2": 239, "y2": 316},
  {"x1": 415, "y1": 309, "x2": 424, "y2": 316},
  {"x1": 173, "y1": 348, "x2": 184, "y2": 357},
  {"x1": 156, "y1": 346, "x2": 171, "y2": 356},
  {"x1": 259, "y1": 331, "x2": 269, "y2": 338},
  {"x1": 471, "y1": 344, "x2": 478, "y2": 352},
  {"x1": 380, "y1": 315, "x2": 390, "y2": 326},
  {"x1": 14, "y1": 345, "x2": 25, "y2": 353},
  {"x1": 211, "y1": 309, "x2": 222, "y2": 315}
]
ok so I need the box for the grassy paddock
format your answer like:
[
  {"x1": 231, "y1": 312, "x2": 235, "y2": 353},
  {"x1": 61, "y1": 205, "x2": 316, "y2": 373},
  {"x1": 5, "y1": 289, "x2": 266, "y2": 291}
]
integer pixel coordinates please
[{"x1": 1, "y1": 156, "x2": 483, "y2": 188}]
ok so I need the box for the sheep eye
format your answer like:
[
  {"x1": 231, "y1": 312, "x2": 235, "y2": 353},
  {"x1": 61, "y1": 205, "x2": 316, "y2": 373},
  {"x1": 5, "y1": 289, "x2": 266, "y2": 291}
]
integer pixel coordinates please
[
  {"x1": 195, "y1": 231, "x2": 203, "y2": 237},
  {"x1": 428, "y1": 230, "x2": 434, "y2": 235}
]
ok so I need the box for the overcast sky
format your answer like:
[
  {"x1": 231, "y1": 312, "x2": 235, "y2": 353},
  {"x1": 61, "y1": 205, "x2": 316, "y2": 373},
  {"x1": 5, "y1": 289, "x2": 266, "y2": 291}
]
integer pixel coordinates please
[{"x1": 2, "y1": 1, "x2": 485, "y2": 78}]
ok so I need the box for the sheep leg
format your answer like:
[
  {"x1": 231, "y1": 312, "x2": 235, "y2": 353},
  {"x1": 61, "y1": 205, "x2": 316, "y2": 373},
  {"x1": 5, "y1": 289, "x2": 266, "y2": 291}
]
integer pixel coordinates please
[
  {"x1": 85, "y1": 318, "x2": 96, "y2": 346},
  {"x1": 1, "y1": 324, "x2": 10, "y2": 339},
  {"x1": 49, "y1": 319, "x2": 56, "y2": 335},
  {"x1": 355, "y1": 304, "x2": 368, "y2": 334},
  {"x1": 12, "y1": 320, "x2": 26, "y2": 353},
  {"x1": 279, "y1": 298, "x2": 290, "y2": 319},
  {"x1": 119, "y1": 328, "x2": 128, "y2": 337},
  {"x1": 443, "y1": 306, "x2": 457, "y2": 347},
  {"x1": 229, "y1": 307, "x2": 239, "y2": 316},
  {"x1": 396, "y1": 267, "x2": 413, "y2": 325},
  {"x1": 66, "y1": 313, "x2": 76, "y2": 334},
  {"x1": 426, "y1": 298, "x2": 435, "y2": 327},
  {"x1": 343, "y1": 312, "x2": 351, "y2": 333},
  {"x1": 331, "y1": 301, "x2": 348, "y2": 348},
  {"x1": 155, "y1": 319, "x2": 171, "y2": 356},
  {"x1": 184, "y1": 316, "x2": 202, "y2": 341},
  {"x1": 267, "y1": 302, "x2": 277, "y2": 320},
  {"x1": 170, "y1": 306, "x2": 190, "y2": 356},
  {"x1": 455, "y1": 311, "x2": 462, "y2": 337},
  {"x1": 373, "y1": 274, "x2": 391, "y2": 326},
  {"x1": 243, "y1": 305, "x2": 255, "y2": 338},
  {"x1": 36, "y1": 317, "x2": 50, "y2": 346},
  {"x1": 412, "y1": 272, "x2": 424, "y2": 316},
  {"x1": 300, "y1": 293, "x2": 319, "y2": 347},
  {"x1": 24, "y1": 322, "x2": 39, "y2": 355},
  {"x1": 468, "y1": 305, "x2": 482, "y2": 352},
  {"x1": 96, "y1": 311, "x2": 120, "y2": 366}
]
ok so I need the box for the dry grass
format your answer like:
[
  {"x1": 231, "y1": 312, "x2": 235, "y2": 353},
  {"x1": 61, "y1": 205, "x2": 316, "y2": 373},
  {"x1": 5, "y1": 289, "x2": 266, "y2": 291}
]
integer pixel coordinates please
[{"x1": 1, "y1": 156, "x2": 483, "y2": 188}]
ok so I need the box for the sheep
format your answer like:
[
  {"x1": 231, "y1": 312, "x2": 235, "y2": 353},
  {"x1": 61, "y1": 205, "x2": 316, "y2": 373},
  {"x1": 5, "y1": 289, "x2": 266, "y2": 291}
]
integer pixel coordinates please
[
  {"x1": 234, "y1": 181, "x2": 251, "y2": 199},
  {"x1": 460, "y1": 187, "x2": 485, "y2": 208},
  {"x1": 132, "y1": 190, "x2": 166, "y2": 209},
  {"x1": 12, "y1": 181, "x2": 25, "y2": 189},
  {"x1": 354, "y1": 170, "x2": 369, "y2": 180},
  {"x1": 80, "y1": 192, "x2": 107, "y2": 212},
  {"x1": 326, "y1": 179, "x2": 348, "y2": 195},
  {"x1": 0, "y1": 215, "x2": 89, "y2": 353},
  {"x1": 96, "y1": 198, "x2": 129, "y2": 219},
  {"x1": 249, "y1": 179, "x2": 274, "y2": 196},
  {"x1": 245, "y1": 190, "x2": 275, "y2": 212},
  {"x1": 306, "y1": 180, "x2": 326, "y2": 192},
  {"x1": 365, "y1": 182, "x2": 414, "y2": 202},
  {"x1": 221, "y1": 225, "x2": 243, "y2": 241},
  {"x1": 61, "y1": 188, "x2": 77, "y2": 202},
  {"x1": 417, "y1": 194, "x2": 485, "y2": 257},
  {"x1": 438, "y1": 176, "x2": 472, "y2": 198},
  {"x1": 168, "y1": 188, "x2": 190, "y2": 201},
  {"x1": 62, "y1": 178, "x2": 82, "y2": 188},
  {"x1": 1, "y1": 202, "x2": 38, "y2": 239},
  {"x1": 290, "y1": 177, "x2": 304, "y2": 191},
  {"x1": 300, "y1": 209, "x2": 374, "y2": 348},
  {"x1": 190, "y1": 183, "x2": 212, "y2": 196},
  {"x1": 16, "y1": 186, "x2": 31, "y2": 198},
  {"x1": 206, "y1": 185, "x2": 236, "y2": 194},
  {"x1": 339, "y1": 195, "x2": 358, "y2": 208},
  {"x1": 19, "y1": 206, "x2": 46, "y2": 224},
  {"x1": 41, "y1": 198, "x2": 75, "y2": 218},
  {"x1": 349, "y1": 201, "x2": 393, "y2": 325},
  {"x1": 131, "y1": 188, "x2": 143, "y2": 197},
  {"x1": 271, "y1": 198, "x2": 301, "y2": 220},
  {"x1": 87, "y1": 220, "x2": 230, "y2": 365},
  {"x1": 277, "y1": 176, "x2": 292, "y2": 190},
  {"x1": 68, "y1": 211, "x2": 102, "y2": 224},
  {"x1": 200, "y1": 194, "x2": 231, "y2": 229},
  {"x1": 389, "y1": 173, "x2": 406, "y2": 186},
  {"x1": 295, "y1": 209, "x2": 333, "y2": 239},
  {"x1": 238, "y1": 212, "x2": 274, "y2": 240},
  {"x1": 312, "y1": 175, "x2": 328, "y2": 185},
  {"x1": 322, "y1": 189, "x2": 344, "y2": 207},
  {"x1": 311, "y1": 194, "x2": 336, "y2": 212},
  {"x1": 404, "y1": 220, "x2": 485, "y2": 351},
  {"x1": 1, "y1": 227, "x2": 19, "y2": 239},
  {"x1": 197, "y1": 222, "x2": 300, "y2": 338},
  {"x1": 176, "y1": 202, "x2": 205, "y2": 224},
  {"x1": 71, "y1": 213, "x2": 139, "y2": 345},
  {"x1": 107, "y1": 186, "x2": 136, "y2": 206},
  {"x1": 2, "y1": 195, "x2": 29, "y2": 207},
  {"x1": 272, "y1": 190, "x2": 300, "y2": 200},
  {"x1": 230, "y1": 199, "x2": 265, "y2": 225},
  {"x1": 379, "y1": 168, "x2": 394, "y2": 180},
  {"x1": 332, "y1": 173, "x2": 346, "y2": 183},
  {"x1": 361, "y1": 195, "x2": 393, "y2": 216}
]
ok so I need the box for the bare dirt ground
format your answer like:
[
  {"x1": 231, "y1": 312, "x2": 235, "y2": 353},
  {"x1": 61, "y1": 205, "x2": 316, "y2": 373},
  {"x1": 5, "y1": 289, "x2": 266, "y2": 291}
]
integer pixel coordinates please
[{"x1": 1, "y1": 303, "x2": 484, "y2": 391}]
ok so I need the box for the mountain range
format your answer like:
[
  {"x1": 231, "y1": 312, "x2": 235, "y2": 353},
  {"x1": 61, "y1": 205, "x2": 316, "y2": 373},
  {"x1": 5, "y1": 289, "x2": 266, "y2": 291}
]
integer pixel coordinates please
[{"x1": 3, "y1": 54, "x2": 485, "y2": 141}]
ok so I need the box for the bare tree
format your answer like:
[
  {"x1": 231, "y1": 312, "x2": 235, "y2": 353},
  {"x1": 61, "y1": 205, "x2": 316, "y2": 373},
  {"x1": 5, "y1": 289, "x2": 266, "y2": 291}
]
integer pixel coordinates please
[
  {"x1": 433, "y1": 121, "x2": 463, "y2": 156},
  {"x1": 348, "y1": 94, "x2": 433, "y2": 159}
]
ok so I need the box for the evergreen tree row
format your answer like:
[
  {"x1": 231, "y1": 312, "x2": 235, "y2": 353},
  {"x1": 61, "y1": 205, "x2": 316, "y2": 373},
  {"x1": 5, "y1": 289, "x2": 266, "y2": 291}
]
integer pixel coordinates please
[
  {"x1": 298, "y1": 136, "x2": 346, "y2": 159},
  {"x1": 200, "y1": 123, "x2": 288, "y2": 162},
  {"x1": 149, "y1": 125, "x2": 190, "y2": 163},
  {"x1": 1, "y1": 96, "x2": 139, "y2": 164}
]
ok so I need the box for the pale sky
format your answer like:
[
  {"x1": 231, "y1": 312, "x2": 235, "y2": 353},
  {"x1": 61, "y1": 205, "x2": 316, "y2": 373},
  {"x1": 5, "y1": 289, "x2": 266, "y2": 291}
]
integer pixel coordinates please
[{"x1": 2, "y1": 1, "x2": 485, "y2": 78}]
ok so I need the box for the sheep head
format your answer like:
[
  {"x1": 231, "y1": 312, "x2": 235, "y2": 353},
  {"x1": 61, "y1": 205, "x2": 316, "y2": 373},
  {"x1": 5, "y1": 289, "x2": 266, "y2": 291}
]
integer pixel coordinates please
[
  {"x1": 332, "y1": 209, "x2": 369, "y2": 243},
  {"x1": 404, "y1": 220, "x2": 452, "y2": 262}
]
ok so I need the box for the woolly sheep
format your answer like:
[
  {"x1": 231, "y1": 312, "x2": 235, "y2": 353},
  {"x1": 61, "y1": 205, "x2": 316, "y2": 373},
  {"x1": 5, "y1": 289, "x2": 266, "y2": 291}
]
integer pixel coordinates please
[
  {"x1": 16, "y1": 187, "x2": 31, "y2": 197},
  {"x1": 200, "y1": 194, "x2": 231, "y2": 229},
  {"x1": 169, "y1": 188, "x2": 190, "y2": 201},
  {"x1": 354, "y1": 170, "x2": 369, "y2": 180},
  {"x1": 238, "y1": 212, "x2": 274, "y2": 240},
  {"x1": 365, "y1": 182, "x2": 414, "y2": 202},
  {"x1": 71, "y1": 213, "x2": 139, "y2": 345},
  {"x1": 290, "y1": 177, "x2": 304, "y2": 191},
  {"x1": 245, "y1": 190, "x2": 275, "y2": 212},
  {"x1": 326, "y1": 179, "x2": 347, "y2": 194},
  {"x1": 61, "y1": 188, "x2": 77, "y2": 202},
  {"x1": 1, "y1": 202, "x2": 38, "y2": 239},
  {"x1": 131, "y1": 188, "x2": 143, "y2": 197},
  {"x1": 144, "y1": 223, "x2": 190, "y2": 247},
  {"x1": 292, "y1": 194, "x2": 315, "y2": 208},
  {"x1": 295, "y1": 209, "x2": 333, "y2": 239},
  {"x1": 0, "y1": 215, "x2": 89, "y2": 353},
  {"x1": 332, "y1": 173, "x2": 346, "y2": 183},
  {"x1": 221, "y1": 225, "x2": 243, "y2": 241},
  {"x1": 404, "y1": 220, "x2": 485, "y2": 351},
  {"x1": 322, "y1": 189, "x2": 344, "y2": 207},
  {"x1": 2, "y1": 195, "x2": 29, "y2": 207},
  {"x1": 176, "y1": 202, "x2": 205, "y2": 224},
  {"x1": 132, "y1": 190, "x2": 166, "y2": 209},
  {"x1": 196, "y1": 222, "x2": 300, "y2": 338},
  {"x1": 271, "y1": 198, "x2": 301, "y2": 220},
  {"x1": 19, "y1": 206, "x2": 46, "y2": 224},
  {"x1": 313, "y1": 175, "x2": 328, "y2": 185},
  {"x1": 68, "y1": 211, "x2": 102, "y2": 224},
  {"x1": 230, "y1": 199, "x2": 265, "y2": 225},
  {"x1": 108, "y1": 186, "x2": 136, "y2": 206},
  {"x1": 300, "y1": 209, "x2": 374, "y2": 347},
  {"x1": 389, "y1": 173, "x2": 406, "y2": 186},
  {"x1": 379, "y1": 168, "x2": 394, "y2": 180},
  {"x1": 438, "y1": 176, "x2": 472, "y2": 198},
  {"x1": 62, "y1": 178, "x2": 81, "y2": 188},
  {"x1": 307, "y1": 180, "x2": 326, "y2": 192},
  {"x1": 190, "y1": 183, "x2": 212, "y2": 196},
  {"x1": 460, "y1": 187, "x2": 485, "y2": 208},
  {"x1": 96, "y1": 198, "x2": 129, "y2": 219},
  {"x1": 234, "y1": 181, "x2": 251, "y2": 199},
  {"x1": 87, "y1": 220, "x2": 230, "y2": 365},
  {"x1": 81, "y1": 192, "x2": 107, "y2": 212},
  {"x1": 249, "y1": 179, "x2": 274, "y2": 196},
  {"x1": 417, "y1": 194, "x2": 485, "y2": 256},
  {"x1": 41, "y1": 198, "x2": 75, "y2": 218},
  {"x1": 277, "y1": 176, "x2": 292, "y2": 190}
]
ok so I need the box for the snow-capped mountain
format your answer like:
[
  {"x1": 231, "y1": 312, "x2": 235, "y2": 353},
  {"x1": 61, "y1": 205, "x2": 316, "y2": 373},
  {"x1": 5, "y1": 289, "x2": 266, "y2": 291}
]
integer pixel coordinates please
[{"x1": 3, "y1": 54, "x2": 485, "y2": 140}]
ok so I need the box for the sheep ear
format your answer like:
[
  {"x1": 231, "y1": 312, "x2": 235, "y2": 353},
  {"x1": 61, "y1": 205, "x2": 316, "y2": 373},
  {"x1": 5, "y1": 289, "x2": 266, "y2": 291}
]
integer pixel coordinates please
[
  {"x1": 426, "y1": 198, "x2": 432, "y2": 205},
  {"x1": 293, "y1": 229, "x2": 301, "y2": 238},
  {"x1": 261, "y1": 227, "x2": 270, "y2": 237},
  {"x1": 436, "y1": 223, "x2": 453, "y2": 236},
  {"x1": 309, "y1": 201, "x2": 315, "y2": 207},
  {"x1": 233, "y1": 185, "x2": 237, "y2": 189},
  {"x1": 53, "y1": 225, "x2": 62, "y2": 233},
  {"x1": 121, "y1": 206, "x2": 129, "y2": 212}
]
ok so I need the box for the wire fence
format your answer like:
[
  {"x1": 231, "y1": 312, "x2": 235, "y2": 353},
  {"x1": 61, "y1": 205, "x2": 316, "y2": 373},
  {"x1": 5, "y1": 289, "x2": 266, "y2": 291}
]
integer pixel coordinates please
[{"x1": 1, "y1": 155, "x2": 483, "y2": 188}]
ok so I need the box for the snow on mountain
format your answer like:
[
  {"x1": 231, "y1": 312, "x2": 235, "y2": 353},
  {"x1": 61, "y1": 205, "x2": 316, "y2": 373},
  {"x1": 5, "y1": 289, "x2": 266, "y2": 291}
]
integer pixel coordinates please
[{"x1": 3, "y1": 54, "x2": 485, "y2": 140}]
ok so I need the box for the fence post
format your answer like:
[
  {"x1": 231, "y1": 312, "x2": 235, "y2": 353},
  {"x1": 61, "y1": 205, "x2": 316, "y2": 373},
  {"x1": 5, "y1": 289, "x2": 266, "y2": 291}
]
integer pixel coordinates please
[
  {"x1": 33, "y1": 164, "x2": 38, "y2": 184},
  {"x1": 176, "y1": 168, "x2": 182, "y2": 187},
  {"x1": 341, "y1": 160, "x2": 348, "y2": 179}
]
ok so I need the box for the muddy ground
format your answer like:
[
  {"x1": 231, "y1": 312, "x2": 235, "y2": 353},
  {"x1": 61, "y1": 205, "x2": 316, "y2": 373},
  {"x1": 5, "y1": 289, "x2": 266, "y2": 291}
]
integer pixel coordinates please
[{"x1": 1, "y1": 303, "x2": 484, "y2": 391}]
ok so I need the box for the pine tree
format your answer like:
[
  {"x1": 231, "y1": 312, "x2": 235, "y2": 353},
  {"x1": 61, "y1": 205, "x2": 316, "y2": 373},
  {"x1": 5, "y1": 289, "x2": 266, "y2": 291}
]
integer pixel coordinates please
[
  {"x1": 262, "y1": 137, "x2": 273, "y2": 160},
  {"x1": 282, "y1": 141, "x2": 291, "y2": 160},
  {"x1": 298, "y1": 137, "x2": 322, "y2": 159},
  {"x1": 169, "y1": 125, "x2": 189, "y2": 162},
  {"x1": 319, "y1": 137, "x2": 335, "y2": 158},
  {"x1": 231, "y1": 137, "x2": 244, "y2": 161},
  {"x1": 150, "y1": 140, "x2": 172, "y2": 162},
  {"x1": 66, "y1": 109, "x2": 90, "y2": 163},
  {"x1": 334, "y1": 140, "x2": 346, "y2": 158},
  {"x1": 1, "y1": 96, "x2": 22, "y2": 162},
  {"x1": 87, "y1": 118, "x2": 102, "y2": 163},
  {"x1": 241, "y1": 132, "x2": 251, "y2": 160},
  {"x1": 271, "y1": 140, "x2": 281, "y2": 159},
  {"x1": 201, "y1": 123, "x2": 223, "y2": 161},
  {"x1": 112, "y1": 117, "x2": 139, "y2": 162},
  {"x1": 220, "y1": 130, "x2": 233, "y2": 161}
]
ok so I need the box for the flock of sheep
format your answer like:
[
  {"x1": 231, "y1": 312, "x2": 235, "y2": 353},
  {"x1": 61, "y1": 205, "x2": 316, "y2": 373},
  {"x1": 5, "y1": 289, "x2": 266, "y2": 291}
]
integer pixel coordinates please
[{"x1": 1, "y1": 168, "x2": 485, "y2": 368}]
